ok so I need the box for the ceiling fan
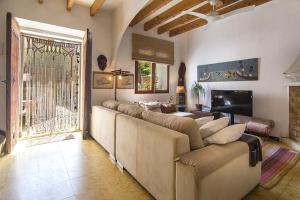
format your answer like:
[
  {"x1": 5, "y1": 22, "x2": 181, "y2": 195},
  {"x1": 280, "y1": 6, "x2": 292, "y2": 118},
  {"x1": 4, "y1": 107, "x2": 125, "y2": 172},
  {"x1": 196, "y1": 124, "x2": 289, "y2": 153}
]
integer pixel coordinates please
[{"x1": 184, "y1": 0, "x2": 255, "y2": 23}]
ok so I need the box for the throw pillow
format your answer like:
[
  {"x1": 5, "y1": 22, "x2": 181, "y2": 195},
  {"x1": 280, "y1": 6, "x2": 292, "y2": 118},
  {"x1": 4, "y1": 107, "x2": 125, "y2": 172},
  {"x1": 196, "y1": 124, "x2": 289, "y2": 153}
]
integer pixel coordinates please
[
  {"x1": 199, "y1": 117, "x2": 230, "y2": 138},
  {"x1": 138, "y1": 101, "x2": 161, "y2": 111},
  {"x1": 195, "y1": 116, "x2": 214, "y2": 128},
  {"x1": 142, "y1": 110, "x2": 204, "y2": 150},
  {"x1": 205, "y1": 124, "x2": 246, "y2": 145},
  {"x1": 102, "y1": 100, "x2": 119, "y2": 110}
]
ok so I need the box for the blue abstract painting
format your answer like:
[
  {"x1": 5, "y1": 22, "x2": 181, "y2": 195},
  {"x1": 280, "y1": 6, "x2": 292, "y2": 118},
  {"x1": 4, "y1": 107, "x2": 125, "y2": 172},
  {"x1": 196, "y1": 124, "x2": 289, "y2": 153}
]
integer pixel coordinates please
[{"x1": 197, "y1": 58, "x2": 258, "y2": 82}]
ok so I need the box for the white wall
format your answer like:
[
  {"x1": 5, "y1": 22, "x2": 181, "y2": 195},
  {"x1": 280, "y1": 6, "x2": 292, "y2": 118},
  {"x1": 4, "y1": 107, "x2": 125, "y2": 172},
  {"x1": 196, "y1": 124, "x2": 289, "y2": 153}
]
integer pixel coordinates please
[
  {"x1": 0, "y1": 0, "x2": 112, "y2": 130},
  {"x1": 111, "y1": 0, "x2": 150, "y2": 67},
  {"x1": 113, "y1": 25, "x2": 185, "y2": 103},
  {"x1": 183, "y1": 0, "x2": 300, "y2": 138}
]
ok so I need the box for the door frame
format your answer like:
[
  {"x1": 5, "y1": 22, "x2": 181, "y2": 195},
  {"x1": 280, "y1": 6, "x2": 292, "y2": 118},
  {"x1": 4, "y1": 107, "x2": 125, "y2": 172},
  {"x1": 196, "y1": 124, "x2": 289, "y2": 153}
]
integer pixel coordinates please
[{"x1": 6, "y1": 12, "x2": 20, "y2": 153}]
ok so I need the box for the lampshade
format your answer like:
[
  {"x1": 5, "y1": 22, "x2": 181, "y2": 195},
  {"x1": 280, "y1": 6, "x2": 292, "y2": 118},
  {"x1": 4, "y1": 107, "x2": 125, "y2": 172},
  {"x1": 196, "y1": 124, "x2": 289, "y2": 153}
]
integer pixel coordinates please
[
  {"x1": 284, "y1": 55, "x2": 300, "y2": 80},
  {"x1": 176, "y1": 86, "x2": 186, "y2": 94}
]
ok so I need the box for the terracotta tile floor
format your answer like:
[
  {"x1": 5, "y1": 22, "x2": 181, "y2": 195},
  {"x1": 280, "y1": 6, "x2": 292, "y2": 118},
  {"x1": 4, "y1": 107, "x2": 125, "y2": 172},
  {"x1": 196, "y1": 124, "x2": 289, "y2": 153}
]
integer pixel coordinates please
[
  {"x1": 0, "y1": 137, "x2": 299, "y2": 200},
  {"x1": 0, "y1": 138, "x2": 153, "y2": 200}
]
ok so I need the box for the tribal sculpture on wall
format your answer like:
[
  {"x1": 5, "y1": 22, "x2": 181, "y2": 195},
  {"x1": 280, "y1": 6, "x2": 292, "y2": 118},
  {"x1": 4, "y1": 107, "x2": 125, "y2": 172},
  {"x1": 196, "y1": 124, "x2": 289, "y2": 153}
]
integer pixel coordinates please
[
  {"x1": 21, "y1": 36, "x2": 81, "y2": 138},
  {"x1": 178, "y1": 62, "x2": 186, "y2": 86}
]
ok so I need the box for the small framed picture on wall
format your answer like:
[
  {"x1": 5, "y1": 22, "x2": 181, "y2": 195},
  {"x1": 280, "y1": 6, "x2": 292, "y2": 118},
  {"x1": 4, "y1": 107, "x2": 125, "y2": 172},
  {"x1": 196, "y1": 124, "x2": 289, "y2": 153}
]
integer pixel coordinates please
[
  {"x1": 93, "y1": 72, "x2": 113, "y2": 89},
  {"x1": 117, "y1": 74, "x2": 134, "y2": 89}
]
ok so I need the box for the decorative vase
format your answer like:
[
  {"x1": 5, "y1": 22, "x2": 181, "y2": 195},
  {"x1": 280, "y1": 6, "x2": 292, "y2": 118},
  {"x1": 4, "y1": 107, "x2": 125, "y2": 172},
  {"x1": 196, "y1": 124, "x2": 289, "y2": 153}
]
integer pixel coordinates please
[{"x1": 195, "y1": 104, "x2": 202, "y2": 111}]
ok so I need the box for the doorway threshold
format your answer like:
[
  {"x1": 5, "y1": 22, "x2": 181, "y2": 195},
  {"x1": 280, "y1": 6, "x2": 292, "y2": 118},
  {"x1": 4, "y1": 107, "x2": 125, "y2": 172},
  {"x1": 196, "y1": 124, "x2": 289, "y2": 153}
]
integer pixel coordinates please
[{"x1": 18, "y1": 131, "x2": 82, "y2": 147}]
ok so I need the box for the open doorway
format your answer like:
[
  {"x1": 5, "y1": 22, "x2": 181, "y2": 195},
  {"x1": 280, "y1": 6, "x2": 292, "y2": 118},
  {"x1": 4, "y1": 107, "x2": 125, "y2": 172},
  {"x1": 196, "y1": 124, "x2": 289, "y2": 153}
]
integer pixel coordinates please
[
  {"x1": 20, "y1": 35, "x2": 82, "y2": 139},
  {"x1": 6, "y1": 13, "x2": 92, "y2": 153}
]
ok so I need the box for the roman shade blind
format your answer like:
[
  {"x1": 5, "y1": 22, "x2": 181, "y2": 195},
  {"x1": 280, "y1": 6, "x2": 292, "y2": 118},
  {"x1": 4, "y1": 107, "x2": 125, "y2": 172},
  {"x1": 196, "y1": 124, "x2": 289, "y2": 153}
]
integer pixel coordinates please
[{"x1": 132, "y1": 33, "x2": 174, "y2": 65}]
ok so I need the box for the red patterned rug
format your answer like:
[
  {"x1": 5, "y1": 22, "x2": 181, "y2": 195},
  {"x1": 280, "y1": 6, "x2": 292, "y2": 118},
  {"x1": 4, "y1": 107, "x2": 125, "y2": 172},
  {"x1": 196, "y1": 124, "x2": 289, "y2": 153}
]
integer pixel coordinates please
[{"x1": 260, "y1": 143, "x2": 300, "y2": 189}]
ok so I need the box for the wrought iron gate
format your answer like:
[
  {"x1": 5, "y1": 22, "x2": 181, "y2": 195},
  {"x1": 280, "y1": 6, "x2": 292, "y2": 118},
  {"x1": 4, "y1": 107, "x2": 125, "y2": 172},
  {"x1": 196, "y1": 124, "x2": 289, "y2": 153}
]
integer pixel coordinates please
[{"x1": 20, "y1": 35, "x2": 81, "y2": 138}]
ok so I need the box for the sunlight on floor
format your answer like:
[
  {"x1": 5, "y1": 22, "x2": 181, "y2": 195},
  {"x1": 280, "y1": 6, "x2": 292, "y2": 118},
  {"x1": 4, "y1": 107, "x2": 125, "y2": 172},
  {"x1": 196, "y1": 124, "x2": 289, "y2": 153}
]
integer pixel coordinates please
[{"x1": 0, "y1": 137, "x2": 153, "y2": 200}]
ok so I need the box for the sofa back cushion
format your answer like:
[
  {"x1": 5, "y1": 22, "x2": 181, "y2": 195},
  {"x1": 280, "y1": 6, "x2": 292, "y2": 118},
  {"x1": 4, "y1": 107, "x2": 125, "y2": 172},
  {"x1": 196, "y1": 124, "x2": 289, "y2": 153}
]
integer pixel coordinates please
[
  {"x1": 205, "y1": 124, "x2": 246, "y2": 145},
  {"x1": 118, "y1": 104, "x2": 144, "y2": 119},
  {"x1": 102, "y1": 100, "x2": 119, "y2": 110},
  {"x1": 199, "y1": 117, "x2": 230, "y2": 138},
  {"x1": 195, "y1": 116, "x2": 214, "y2": 128},
  {"x1": 142, "y1": 111, "x2": 204, "y2": 150}
]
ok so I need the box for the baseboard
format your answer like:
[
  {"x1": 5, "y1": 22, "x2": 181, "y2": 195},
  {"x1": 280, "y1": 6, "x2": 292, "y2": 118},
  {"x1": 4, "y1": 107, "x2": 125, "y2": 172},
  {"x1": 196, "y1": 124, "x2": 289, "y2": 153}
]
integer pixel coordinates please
[
  {"x1": 117, "y1": 160, "x2": 124, "y2": 172},
  {"x1": 269, "y1": 136, "x2": 281, "y2": 141},
  {"x1": 109, "y1": 153, "x2": 116, "y2": 165}
]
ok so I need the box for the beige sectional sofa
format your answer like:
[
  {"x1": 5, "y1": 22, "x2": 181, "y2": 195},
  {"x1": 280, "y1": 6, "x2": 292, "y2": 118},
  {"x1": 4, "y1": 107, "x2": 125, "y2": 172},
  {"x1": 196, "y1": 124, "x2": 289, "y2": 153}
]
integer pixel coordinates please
[{"x1": 91, "y1": 103, "x2": 261, "y2": 200}]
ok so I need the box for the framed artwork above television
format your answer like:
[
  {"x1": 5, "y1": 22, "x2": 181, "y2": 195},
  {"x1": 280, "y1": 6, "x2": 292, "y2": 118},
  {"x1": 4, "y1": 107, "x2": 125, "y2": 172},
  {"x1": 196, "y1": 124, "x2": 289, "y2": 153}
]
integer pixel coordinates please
[{"x1": 197, "y1": 58, "x2": 258, "y2": 82}]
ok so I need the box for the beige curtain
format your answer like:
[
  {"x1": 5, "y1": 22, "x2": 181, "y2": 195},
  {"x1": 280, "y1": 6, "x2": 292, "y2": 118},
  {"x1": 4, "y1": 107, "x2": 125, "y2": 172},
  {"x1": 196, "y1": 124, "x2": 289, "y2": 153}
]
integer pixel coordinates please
[{"x1": 132, "y1": 33, "x2": 174, "y2": 65}]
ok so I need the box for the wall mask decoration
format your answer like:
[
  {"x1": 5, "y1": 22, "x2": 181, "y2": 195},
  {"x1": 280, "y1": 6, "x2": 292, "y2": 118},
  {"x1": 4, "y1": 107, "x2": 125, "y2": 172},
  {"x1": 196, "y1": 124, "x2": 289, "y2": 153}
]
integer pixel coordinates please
[
  {"x1": 197, "y1": 58, "x2": 258, "y2": 82},
  {"x1": 97, "y1": 54, "x2": 107, "y2": 71},
  {"x1": 178, "y1": 62, "x2": 186, "y2": 86}
]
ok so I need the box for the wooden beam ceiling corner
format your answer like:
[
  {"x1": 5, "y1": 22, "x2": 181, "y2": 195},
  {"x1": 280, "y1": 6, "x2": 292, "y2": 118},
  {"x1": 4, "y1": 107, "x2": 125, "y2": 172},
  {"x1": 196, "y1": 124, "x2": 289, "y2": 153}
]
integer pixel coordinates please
[
  {"x1": 144, "y1": 0, "x2": 205, "y2": 31},
  {"x1": 218, "y1": 0, "x2": 271, "y2": 15},
  {"x1": 90, "y1": 0, "x2": 106, "y2": 16},
  {"x1": 130, "y1": 0, "x2": 172, "y2": 27},
  {"x1": 158, "y1": 0, "x2": 239, "y2": 35},
  {"x1": 169, "y1": 0, "x2": 272, "y2": 37},
  {"x1": 67, "y1": 0, "x2": 75, "y2": 11}
]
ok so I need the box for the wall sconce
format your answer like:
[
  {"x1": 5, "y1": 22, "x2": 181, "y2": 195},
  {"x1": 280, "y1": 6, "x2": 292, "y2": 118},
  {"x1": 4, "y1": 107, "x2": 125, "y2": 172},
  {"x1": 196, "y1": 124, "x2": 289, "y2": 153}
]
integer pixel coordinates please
[{"x1": 110, "y1": 69, "x2": 131, "y2": 100}]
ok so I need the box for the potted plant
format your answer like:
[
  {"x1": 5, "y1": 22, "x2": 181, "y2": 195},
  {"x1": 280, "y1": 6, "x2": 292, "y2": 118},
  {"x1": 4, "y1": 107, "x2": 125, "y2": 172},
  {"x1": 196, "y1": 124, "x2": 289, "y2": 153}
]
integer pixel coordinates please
[{"x1": 191, "y1": 81, "x2": 205, "y2": 110}]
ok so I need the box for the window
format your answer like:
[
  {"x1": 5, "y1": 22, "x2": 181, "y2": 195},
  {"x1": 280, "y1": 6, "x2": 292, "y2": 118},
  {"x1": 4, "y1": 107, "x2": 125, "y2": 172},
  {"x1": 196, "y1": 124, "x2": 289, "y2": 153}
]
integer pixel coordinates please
[{"x1": 135, "y1": 60, "x2": 169, "y2": 94}]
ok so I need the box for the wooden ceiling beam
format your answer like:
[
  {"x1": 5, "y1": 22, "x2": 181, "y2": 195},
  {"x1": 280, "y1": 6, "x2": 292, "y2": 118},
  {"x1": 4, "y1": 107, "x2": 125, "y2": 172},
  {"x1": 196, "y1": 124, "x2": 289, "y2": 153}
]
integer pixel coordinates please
[
  {"x1": 218, "y1": 0, "x2": 271, "y2": 15},
  {"x1": 169, "y1": 0, "x2": 272, "y2": 37},
  {"x1": 144, "y1": 0, "x2": 205, "y2": 31},
  {"x1": 158, "y1": 0, "x2": 238, "y2": 34},
  {"x1": 158, "y1": 14, "x2": 200, "y2": 34},
  {"x1": 169, "y1": 18, "x2": 207, "y2": 37},
  {"x1": 130, "y1": 0, "x2": 172, "y2": 27},
  {"x1": 158, "y1": 3, "x2": 211, "y2": 34},
  {"x1": 90, "y1": 0, "x2": 106, "y2": 16},
  {"x1": 67, "y1": 0, "x2": 75, "y2": 11}
]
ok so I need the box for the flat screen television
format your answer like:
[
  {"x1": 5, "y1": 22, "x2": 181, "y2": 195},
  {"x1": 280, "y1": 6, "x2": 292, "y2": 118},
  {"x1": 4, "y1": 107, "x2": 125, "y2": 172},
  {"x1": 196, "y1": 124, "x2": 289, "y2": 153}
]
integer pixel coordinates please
[{"x1": 211, "y1": 90, "x2": 253, "y2": 119}]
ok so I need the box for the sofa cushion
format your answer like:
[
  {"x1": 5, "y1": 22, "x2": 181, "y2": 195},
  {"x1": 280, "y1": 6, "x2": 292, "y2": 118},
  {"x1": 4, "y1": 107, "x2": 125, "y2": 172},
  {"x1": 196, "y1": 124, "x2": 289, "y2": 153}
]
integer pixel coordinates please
[
  {"x1": 142, "y1": 111, "x2": 204, "y2": 150},
  {"x1": 139, "y1": 101, "x2": 161, "y2": 110},
  {"x1": 205, "y1": 124, "x2": 246, "y2": 145},
  {"x1": 118, "y1": 104, "x2": 144, "y2": 118},
  {"x1": 195, "y1": 116, "x2": 214, "y2": 128},
  {"x1": 102, "y1": 100, "x2": 119, "y2": 110},
  {"x1": 179, "y1": 141, "x2": 248, "y2": 179},
  {"x1": 199, "y1": 117, "x2": 230, "y2": 138}
]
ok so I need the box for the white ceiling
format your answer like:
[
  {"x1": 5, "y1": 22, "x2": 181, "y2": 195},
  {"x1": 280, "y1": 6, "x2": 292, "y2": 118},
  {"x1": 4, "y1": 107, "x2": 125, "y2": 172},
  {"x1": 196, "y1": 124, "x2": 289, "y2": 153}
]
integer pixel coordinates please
[{"x1": 75, "y1": 0, "x2": 125, "y2": 11}]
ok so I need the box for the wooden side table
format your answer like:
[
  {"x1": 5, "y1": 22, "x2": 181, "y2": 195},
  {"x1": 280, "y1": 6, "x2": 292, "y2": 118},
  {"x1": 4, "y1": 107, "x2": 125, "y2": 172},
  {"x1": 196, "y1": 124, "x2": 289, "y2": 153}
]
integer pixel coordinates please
[{"x1": 191, "y1": 110, "x2": 222, "y2": 119}]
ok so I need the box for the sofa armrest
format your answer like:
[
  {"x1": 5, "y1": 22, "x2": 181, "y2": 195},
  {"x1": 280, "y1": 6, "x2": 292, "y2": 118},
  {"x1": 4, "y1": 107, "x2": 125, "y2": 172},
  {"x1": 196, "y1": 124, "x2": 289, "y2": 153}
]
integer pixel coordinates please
[
  {"x1": 179, "y1": 142, "x2": 248, "y2": 179},
  {"x1": 176, "y1": 141, "x2": 261, "y2": 200}
]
